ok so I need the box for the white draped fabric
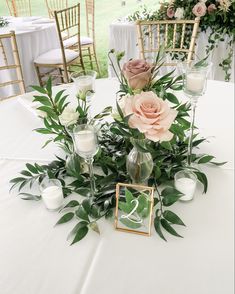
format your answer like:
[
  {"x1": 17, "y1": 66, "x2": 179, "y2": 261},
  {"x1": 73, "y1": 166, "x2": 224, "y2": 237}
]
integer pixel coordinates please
[
  {"x1": 0, "y1": 79, "x2": 234, "y2": 294},
  {"x1": 109, "y1": 21, "x2": 235, "y2": 82},
  {"x1": 0, "y1": 17, "x2": 59, "y2": 96}
]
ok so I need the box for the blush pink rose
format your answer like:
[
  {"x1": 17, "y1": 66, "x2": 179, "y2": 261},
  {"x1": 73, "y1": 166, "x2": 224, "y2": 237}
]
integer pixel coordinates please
[
  {"x1": 167, "y1": 7, "x2": 175, "y2": 18},
  {"x1": 192, "y1": 2, "x2": 207, "y2": 16},
  {"x1": 123, "y1": 59, "x2": 152, "y2": 90},
  {"x1": 208, "y1": 3, "x2": 217, "y2": 13},
  {"x1": 123, "y1": 91, "x2": 177, "y2": 142}
]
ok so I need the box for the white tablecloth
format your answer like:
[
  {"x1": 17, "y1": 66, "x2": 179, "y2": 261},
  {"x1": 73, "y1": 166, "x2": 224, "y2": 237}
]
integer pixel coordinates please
[
  {"x1": 0, "y1": 79, "x2": 234, "y2": 294},
  {"x1": 109, "y1": 21, "x2": 235, "y2": 82},
  {"x1": 0, "y1": 17, "x2": 59, "y2": 96}
]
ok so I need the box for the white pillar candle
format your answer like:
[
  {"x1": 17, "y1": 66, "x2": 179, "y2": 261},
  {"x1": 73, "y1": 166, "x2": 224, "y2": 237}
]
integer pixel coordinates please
[
  {"x1": 186, "y1": 73, "x2": 205, "y2": 93},
  {"x1": 175, "y1": 177, "x2": 196, "y2": 201},
  {"x1": 42, "y1": 186, "x2": 64, "y2": 210},
  {"x1": 75, "y1": 130, "x2": 96, "y2": 154}
]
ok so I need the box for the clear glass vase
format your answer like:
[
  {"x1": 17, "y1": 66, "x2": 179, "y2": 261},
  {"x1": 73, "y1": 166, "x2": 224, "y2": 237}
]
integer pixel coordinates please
[{"x1": 126, "y1": 142, "x2": 153, "y2": 185}]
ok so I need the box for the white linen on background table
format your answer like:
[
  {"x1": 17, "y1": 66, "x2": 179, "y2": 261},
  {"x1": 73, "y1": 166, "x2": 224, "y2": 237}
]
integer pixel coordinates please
[
  {"x1": 0, "y1": 17, "x2": 59, "y2": 96},
  {"x1": 0, "y1": 79, "x2": 234, "y2": 294},
  {"x1": 109, "y1": 21, "x2": 235, "y2": 82}
]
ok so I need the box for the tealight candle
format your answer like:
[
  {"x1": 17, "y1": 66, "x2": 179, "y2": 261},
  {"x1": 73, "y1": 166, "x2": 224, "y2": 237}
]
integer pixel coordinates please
[
  {"x1": 42, "y1": 186, "x2": 64, "y2": 210},
  {"x1": 174, "y1": 170, "x2": 197, "y2": 202},
  {"x1": 186, "y1": 72, "x2": 205, "y2": 94},
  {"x1": 40, "y1": 178, "x2": 64, "y2": 211},
  {"x1": 74, "y1": 130, "x2": 97, "y2": 155}
]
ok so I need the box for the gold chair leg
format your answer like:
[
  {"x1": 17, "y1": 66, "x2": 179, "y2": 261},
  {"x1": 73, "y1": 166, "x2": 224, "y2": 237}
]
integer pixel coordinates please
[
  {"x1": 34, "y1": 64, "x2": 43, "y2": 87},
  {"x1": 87, "y1": 47, "x2": 93, "y2": 70},
  {"x1": 93, "y1": 45, "x2": 101, "y2": 77}
]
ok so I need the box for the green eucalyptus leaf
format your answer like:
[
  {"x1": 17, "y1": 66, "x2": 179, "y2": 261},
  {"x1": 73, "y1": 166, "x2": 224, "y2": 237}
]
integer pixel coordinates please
[
  {"x1": 194, "y1": 171, "x2": 208, "y2": 193},
  {"x1": 154, "y1": 214, "x2": 166, "y2": 241},
  {"x1": 76, "y1": 205, "x2": 89, "y2": 222},
  {"x1": 55, "y1": 212, "x2": 74, "y2": 225},
  {"x1": 19, "y1": 193, "x2": 41, "y2": 201},
  {"x1": 164, "y1": 93, "x2": 179, "y2": 104},
  {"x1": 125, "y1": 188, "x2": 135, "y2": 204},
  {"x1": 31, "y1": 85, "x2": 47, "y2": 94},
  {"x1": 61, "y1": 200, "x2": 80, "y2": 210},
  {"x1": 161, "y1": 219, "x2": 183, "y2": 238},
  {"x1": 70, "y1": 224, "x2": 89, "y2": 245},
  {"x1": 198, "y1": 155, "x2": 215, "y2": 164},
  {"x1": 163, "y1": 210, "x2": 185, "y2": 226}
]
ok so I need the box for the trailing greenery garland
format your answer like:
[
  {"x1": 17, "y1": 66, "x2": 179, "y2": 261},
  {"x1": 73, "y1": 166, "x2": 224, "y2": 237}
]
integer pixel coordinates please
[
  {"x1": 128, "y1": 0, "x2": 235, "y2": 81},
  {"x1": 10, "y1": 51, "x2": 224, "y2": 245}
]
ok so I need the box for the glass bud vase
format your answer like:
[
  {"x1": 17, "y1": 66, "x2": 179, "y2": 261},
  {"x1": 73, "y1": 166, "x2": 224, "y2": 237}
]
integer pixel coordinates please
[{"x1": 126, "y1": 141, "x2": 153, "y2": 185}]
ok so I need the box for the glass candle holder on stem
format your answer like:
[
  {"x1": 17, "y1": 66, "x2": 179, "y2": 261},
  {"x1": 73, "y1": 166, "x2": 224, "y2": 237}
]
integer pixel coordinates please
[
  {"x1": 71, "y1": 124, "x2": 98, "y2": 197},
  {"x1": 71, "y1": 71, "x2": 97, "y2": 118},
  {"x1": 183, "y1": 62, "x2": 211, "y2": 166}
]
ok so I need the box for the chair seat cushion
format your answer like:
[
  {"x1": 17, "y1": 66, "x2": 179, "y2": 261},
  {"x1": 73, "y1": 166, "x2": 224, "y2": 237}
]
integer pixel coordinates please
[
  {"x1": 81, "y1": 36, "x2": 93, "y2": 45},
  {"x1": 34, "y1": 49, "x2": 79, "y2": 65},
  {"x1": 63, "y1": 36, "x2": 93, "y2": 48}
]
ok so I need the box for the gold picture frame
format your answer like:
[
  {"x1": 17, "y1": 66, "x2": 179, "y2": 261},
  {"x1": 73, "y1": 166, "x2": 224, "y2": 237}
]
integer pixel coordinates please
[{"x1": 115, "y1": 183, "x2": 154, "y2": 237}]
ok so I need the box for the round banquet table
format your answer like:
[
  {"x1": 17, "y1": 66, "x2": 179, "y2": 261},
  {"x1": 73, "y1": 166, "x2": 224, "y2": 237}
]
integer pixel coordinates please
[
  {"x1": 0, "y1": 16, "x2": 59, "y2": 96},
  {"x1": 0, "y1": 78, "x2": 234, "y2": 294},
  {"x1": 109, "y1": 21, "x2": 235, "y2": 82}
]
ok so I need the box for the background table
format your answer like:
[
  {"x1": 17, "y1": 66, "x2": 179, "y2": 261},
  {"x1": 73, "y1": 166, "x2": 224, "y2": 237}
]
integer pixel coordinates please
[
  {"x1": 0, "y1": 16, "x2": 59, "y2": 96},
  {"x1": 0, "y1": 79, "x2": 234, "y2": 294},
  {"x1": 109, "y1": 21, "x2": 235, "y2": 82}
]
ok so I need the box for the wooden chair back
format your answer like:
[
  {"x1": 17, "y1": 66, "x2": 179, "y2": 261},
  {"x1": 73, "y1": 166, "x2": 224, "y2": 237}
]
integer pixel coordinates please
[
  {"x1": 136, "y1": 17, "x2": 200, "y2": 65},
  {"x1": 45, "y1": 0, "x2": 68, "y2": 19},
  {"x1": 54, "y1": 3, "x2": 82, "y2": 81},
  {"x1": 85, "y1": 0, "x2": 95, "y2": 39},
  {"x1": 6, "y1": 0, "x2": 32, "y2": 17},
  {"x1": 0, "y1": 31, "x2": 25, "y2": 101}
]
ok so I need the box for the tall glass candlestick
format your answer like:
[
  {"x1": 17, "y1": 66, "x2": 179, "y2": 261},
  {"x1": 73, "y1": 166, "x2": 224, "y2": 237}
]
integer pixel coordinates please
[
  {"x1": 71, "y1": 124, "x2": 98, "y2": 197},
  {"x1": 183, "y1": 63, "x2": 211, "y2": 166}
]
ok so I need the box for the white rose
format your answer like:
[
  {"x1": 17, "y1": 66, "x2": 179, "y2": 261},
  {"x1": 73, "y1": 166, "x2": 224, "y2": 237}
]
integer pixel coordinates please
[
  {"x1": 59, "y1": 107, "x2": 79, "y2": 127},
  {"x1": 175, "y1": 7, "x2": 184, "y2": 19}
]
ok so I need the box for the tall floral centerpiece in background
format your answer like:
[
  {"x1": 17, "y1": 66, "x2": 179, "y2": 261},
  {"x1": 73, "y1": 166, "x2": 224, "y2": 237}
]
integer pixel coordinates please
[{"x1": 128, "y1": 0, "x2": 235, "y2": 81}]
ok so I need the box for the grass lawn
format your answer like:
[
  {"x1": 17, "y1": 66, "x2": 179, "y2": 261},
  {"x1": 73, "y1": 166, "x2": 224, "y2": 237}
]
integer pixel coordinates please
[{"x1": 0, "y1": 0, "x2": 159, "y2": 77}]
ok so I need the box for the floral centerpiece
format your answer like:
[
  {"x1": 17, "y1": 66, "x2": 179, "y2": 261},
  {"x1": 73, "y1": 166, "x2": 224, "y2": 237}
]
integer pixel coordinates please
[
  {"x1": 10, "y1": 50, "x2": 224, "y2": 244},
  {"x1": 128, "y1": 0, "x2": 235, "y2": 81}
]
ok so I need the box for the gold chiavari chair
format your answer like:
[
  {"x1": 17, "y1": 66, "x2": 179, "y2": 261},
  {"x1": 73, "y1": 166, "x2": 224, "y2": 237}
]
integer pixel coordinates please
[
  {"x1": 136, "y1": 17, "x2": 200, "y2": 66},
  {"x1": 63, "y1": 0, "x2": 100, "y2": 76},
  {"x1": 6, "y1": 0, "x2": 32, "y2": 17},
  {"x1": 34, "y1": 3, "x2": 84, "y2": 86},
  {"x1": 45, "y1": 0, "x2": 68, "y2": 19},
  {"x1": 0, "y1": 31, "x2": 25, "y2": 101}
]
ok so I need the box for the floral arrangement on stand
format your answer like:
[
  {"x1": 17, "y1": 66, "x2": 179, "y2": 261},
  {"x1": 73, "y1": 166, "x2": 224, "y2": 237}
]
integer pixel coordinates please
[
  {"x1": 128, "y1": 0, "x2": 235, "y2": 81},
  {"x1": 10, "y1": 50, "x2": 224, "y2": 244}
]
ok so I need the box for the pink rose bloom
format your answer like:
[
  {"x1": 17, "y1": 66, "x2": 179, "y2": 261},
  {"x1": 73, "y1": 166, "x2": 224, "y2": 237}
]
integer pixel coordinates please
[
  {"x1": 167, "y1": 7, "x2": 175, "y2": 18},
  {"x1": 208, "y1": 3, "x2": 217, "y2": 13},
  {"x1": 123, "y1": 59, "x2": 152, "y2": 90},
  {"x1": 123, "y1": 91, "x2": 177, "y2": 142},
  {"x1": 192, "y1": 2, "x2": 207, "y2": 16}
]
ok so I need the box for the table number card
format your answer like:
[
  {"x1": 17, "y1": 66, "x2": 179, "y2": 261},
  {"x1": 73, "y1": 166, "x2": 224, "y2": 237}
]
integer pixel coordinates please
[{"x1": 115, "y1": 183, "x2": 154, "y2": 236}]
